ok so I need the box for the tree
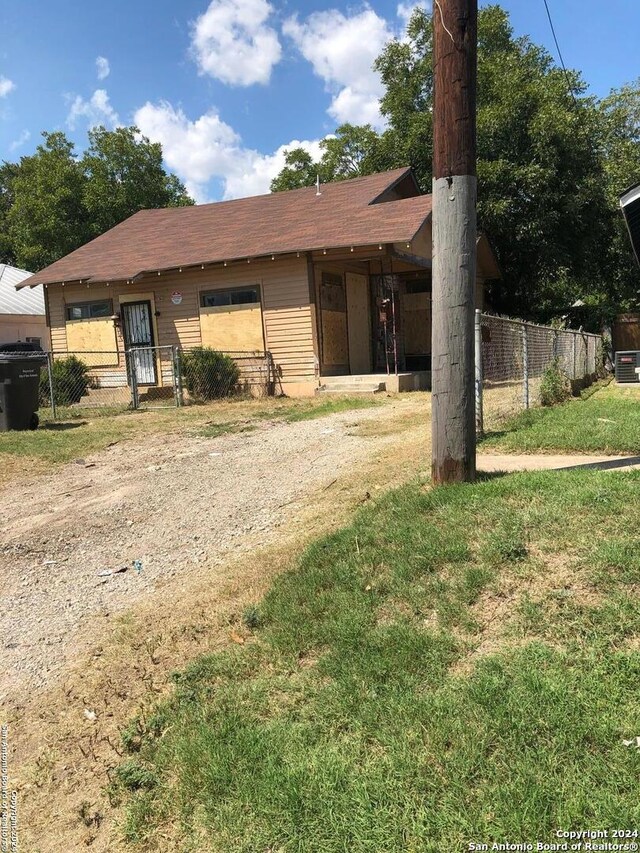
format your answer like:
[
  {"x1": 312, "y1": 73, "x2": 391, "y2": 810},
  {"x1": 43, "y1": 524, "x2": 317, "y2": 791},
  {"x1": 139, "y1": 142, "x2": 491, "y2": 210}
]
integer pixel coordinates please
[
  {"x1": 376, "y1": 4, "x2": 612, "y2": 319},
  {"x1": 598, "y1": 81, "x2": 640, "y2": 311},
  {"x1": 3, "y1": 127, "x2": 194, "y2": 272},
  {"x1": 271, "y1": 5, "x2": 624, "y2": 322},
  {"x1": 0, "y1": 162, "x2": 19, "y2": 266},
  {"x1": 7, "y1": 132, "x2": 90, "y2": 271},
  {"x1": 270, "y1": 148, "x2": 327, "y2": 192},
  {"x1": 81, "y1": 126, "x2": 193, "y2": 235},
  {"x1": 270, "y1": 124, "x2": 387, "y2": 192}
]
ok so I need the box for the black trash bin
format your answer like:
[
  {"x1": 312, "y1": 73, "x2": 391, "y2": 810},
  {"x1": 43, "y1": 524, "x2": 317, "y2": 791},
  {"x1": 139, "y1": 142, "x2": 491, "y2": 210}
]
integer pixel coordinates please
[{"x1": 0, "y1": 343, "x2": 46, "y2": 431}]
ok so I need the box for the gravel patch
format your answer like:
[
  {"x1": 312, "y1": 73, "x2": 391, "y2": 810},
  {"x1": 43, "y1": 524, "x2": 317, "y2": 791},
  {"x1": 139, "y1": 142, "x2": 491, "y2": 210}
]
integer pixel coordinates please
[{"x1": 0, "y1": 403, "x2": 413, "y2": 706}]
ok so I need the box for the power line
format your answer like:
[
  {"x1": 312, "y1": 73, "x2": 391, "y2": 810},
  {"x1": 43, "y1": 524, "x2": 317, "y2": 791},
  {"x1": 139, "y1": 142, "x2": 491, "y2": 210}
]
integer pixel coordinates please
[{"x1": 542, "y1": 0, "x2": 578, "y2": 104}]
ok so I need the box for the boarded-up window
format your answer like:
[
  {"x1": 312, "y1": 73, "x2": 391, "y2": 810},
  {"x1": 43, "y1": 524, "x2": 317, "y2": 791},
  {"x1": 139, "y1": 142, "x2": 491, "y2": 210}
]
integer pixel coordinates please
[
  {"x1": 320, "y1": 272, "x2": 346, "y2": 311},
  {"x1": 64, "y1": 299, "x2": 118, "y2": 365},
  {"x1": 200, "y1": 285, "x2": 265, "y2": 352}
]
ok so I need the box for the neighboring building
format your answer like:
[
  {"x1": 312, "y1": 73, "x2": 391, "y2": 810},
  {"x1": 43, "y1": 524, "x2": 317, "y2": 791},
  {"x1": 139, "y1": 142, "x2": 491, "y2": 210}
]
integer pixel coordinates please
[
  {"x1": 17, "y1": 168, "x2": 500, "y2": 396},
  {"x1": 0, "y1": 264, "x2": 50, "y2": 348},
  {"x1": 616, "y1": 186, "x2": 640, "y2": 354},
  {"x1": 620, "y1": 182, "x2": 640, "y2": 267}
]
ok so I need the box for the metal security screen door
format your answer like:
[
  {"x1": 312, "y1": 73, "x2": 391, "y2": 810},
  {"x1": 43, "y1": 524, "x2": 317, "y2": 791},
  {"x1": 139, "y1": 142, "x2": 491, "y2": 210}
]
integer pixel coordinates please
[{"x1": 122, "y1": 301, "x2": 157, "y2": 385}]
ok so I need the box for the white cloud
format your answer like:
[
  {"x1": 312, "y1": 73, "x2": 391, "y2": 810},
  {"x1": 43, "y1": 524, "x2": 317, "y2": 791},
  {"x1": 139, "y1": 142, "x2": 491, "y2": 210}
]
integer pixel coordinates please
[
  {"x1": 134, "y1": 100, "x2": 323, "y2": 202},
  {"x1": 67, "y1": 88, "x2": 120, "y2": 130},
  {"x1": 0, "y1": 76, "x2": 15, "y2": 98},
  {"x1": 396, "y1": 1, "x2": 431, "y2": 27},
  {"x1": 96, "y1": 56, "x2": 110, "y2": 80},
  {"x1": 283, "y1": 7, "x2": 392, "y2": 129},
  {"x1": 191, "y1": 0, "x2": 282, "y2": 86},
  {"x1": 9, "y1": 129, "x2": 30, "y2": 151}
]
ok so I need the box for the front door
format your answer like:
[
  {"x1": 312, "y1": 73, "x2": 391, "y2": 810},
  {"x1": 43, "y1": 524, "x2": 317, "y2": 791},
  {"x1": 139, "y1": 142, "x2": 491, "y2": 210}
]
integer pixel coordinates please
[
  {"x1": 122, "y1": 301, "x2": 157, "y2": 385},
  {"x1": 346, "y1": 273, "x2": 371, "y2": 374}
]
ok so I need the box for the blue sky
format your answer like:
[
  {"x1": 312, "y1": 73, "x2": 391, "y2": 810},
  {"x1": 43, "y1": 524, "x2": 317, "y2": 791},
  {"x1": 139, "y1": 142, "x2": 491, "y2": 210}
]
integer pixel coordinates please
[{"x1": 1, "y1": 0, "x2": 638, "y2": 202}]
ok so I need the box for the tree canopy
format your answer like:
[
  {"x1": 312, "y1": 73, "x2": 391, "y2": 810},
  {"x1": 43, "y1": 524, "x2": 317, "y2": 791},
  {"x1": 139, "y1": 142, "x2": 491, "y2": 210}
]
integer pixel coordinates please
[
  {"x1": 1, "y1": 126, "x2": 193, "y2": 271},
  {"x1": 271, "y1": 5, "x2": 640, "y2": 324}
]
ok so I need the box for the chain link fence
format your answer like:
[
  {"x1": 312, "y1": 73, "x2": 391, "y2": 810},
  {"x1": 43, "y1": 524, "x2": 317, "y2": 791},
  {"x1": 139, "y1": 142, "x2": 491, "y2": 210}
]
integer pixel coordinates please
[
  {"x1": 477, "y1": 312, "x2": 604, "y2": 433},
  {"x1": 0, "y1": 346, "x2": 276, "y2": 421}
]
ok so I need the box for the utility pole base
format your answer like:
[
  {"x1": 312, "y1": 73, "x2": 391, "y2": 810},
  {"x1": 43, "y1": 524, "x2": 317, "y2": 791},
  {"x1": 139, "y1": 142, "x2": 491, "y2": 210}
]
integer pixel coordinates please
[{"x1": 431, "y1": 174, "x2": 477, "y2": 484}]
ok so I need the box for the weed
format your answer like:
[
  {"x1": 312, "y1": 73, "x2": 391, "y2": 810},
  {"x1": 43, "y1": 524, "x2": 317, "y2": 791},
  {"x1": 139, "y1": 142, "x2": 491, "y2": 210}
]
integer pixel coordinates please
[
  {"x1": 242, "y1": 604, "x2": 263, "y2": 630},
  {"x1": 115, "y1": 760, "x2": 157, "y2": 792},
  {"x1": 540, "y1": 357, "x2": 571, "y2": 406}
]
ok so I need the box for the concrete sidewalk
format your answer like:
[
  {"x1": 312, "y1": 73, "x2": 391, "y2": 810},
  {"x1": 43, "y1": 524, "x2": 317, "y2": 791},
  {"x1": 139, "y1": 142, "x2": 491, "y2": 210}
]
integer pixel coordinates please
[{"x1": 476, "y1": 453, "x2": 640, "y2": 473}]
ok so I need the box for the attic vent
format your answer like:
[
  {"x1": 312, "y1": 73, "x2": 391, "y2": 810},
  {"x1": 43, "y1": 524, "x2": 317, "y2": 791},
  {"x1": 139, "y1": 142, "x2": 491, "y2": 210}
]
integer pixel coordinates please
[{"x1": 614, "y1": 350, "x2": 640, "y2": 383}]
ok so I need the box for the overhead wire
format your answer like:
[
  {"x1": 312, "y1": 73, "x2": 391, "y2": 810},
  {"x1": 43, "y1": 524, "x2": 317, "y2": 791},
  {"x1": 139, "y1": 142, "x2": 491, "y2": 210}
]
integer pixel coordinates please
[{"x1": 542, "y1": 0, "x2": 578, "y2": 105}]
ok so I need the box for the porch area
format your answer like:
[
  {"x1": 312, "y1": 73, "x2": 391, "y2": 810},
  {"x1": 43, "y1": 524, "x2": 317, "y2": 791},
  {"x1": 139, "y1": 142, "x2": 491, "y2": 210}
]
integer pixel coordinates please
[{"x1": 311, "y1": 246, "x2": 436, "y2": 392}]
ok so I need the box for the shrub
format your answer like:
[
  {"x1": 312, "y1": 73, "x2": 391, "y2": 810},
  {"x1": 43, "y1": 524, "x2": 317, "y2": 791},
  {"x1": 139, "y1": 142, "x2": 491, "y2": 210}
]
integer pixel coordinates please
[
  {"x1": 540, "y1": 357, "x2": 571, "y2": 407},
  {"x1": 180, "y1": 347, "x2": 240, "y2": 400},
  {"x1": 39, "y1": 355, "x2": 90, "y2": 406}
]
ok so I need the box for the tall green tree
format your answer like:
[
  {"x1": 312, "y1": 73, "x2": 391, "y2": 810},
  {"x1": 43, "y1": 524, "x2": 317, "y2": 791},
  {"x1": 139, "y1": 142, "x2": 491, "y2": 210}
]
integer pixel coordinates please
[
  {"x1": 271, "y1": 124, "x2": 387, "y2": 192},
  {"x1": 272, "y1": 5, "x2": 622, "y2": 322},
  {"x1": 598, "y1": 81, "x2": 640, "y2": 310},
  {"x1": 7, "y1": 132, "x2": 90, "y2": 271},
  {"x1": 3, "y1": 126, "x2": 193, "y2": 272},
  {"x1": 81, "y1": 126, "x2": 192, "y2": 235},
  {"x1": 0, "y1": 162, "x2": 19, "y2": 266}
]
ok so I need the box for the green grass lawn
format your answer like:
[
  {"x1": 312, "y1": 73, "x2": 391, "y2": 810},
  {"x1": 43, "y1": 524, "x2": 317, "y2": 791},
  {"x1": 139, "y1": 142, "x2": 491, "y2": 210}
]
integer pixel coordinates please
[
  {"x1": 481, "y1": 381, "x2": 640, "y2": 454},
  {"x1": 113, "y1": 465, "x2": 640, "y2": 850}
]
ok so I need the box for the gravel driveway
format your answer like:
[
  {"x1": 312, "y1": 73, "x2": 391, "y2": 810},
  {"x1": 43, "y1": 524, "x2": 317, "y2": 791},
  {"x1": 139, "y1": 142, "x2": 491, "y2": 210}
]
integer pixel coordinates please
[{"x1": 0, "y1": 403, "x2": 417, "y2": 708}]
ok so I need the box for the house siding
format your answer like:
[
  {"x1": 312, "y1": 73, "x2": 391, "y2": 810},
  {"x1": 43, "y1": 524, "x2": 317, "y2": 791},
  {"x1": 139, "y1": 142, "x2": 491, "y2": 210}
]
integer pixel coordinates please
[
  {"x1": 0, "y1": 314, "x2": 50, "y2": 348},
  {"x1": 44, "y1": 255, "x2": 318, "y2": 394}
]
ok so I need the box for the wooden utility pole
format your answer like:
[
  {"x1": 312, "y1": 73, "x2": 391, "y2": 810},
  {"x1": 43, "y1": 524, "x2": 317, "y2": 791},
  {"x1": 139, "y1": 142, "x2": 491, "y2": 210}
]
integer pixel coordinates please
[{"x1": 431, "y1": 0, "x2": 478, "y2": 484}]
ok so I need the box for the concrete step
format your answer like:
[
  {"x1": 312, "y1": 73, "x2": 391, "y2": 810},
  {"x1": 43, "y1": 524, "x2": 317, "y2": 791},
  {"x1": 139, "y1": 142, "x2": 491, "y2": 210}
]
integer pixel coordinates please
[{"x1": 317, "y1": 381, "x2": 386, "y2": 394}]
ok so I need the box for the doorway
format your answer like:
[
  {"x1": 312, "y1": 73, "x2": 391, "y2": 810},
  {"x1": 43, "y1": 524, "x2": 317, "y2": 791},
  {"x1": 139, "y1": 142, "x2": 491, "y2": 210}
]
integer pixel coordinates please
[
  {"x1": 121, "y1": 300, "x2": 157, "y2": 385},
  {"x1": 345, "y1": 273, "x2": 371, "y2": 374}
]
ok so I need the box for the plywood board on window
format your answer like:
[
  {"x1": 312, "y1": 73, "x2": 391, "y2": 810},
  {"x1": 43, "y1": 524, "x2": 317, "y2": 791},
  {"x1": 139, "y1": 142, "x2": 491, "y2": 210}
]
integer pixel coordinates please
[
  {"x1": 321, "y1": 310, "x2": 348, "y2": 366},
  {"x1": 65, "y1": 319, "x2": 118, "y2": 365},
  {"x1": 200, "y1": 305, "x2": 265, "y2": 352},
  {"x1": 402, "y1": 292, "x2": 431, "y2": 355}
]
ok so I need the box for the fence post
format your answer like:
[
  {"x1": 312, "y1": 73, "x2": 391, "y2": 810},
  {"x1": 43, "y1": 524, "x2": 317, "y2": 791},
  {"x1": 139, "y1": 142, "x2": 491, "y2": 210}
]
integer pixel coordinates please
[
  {"x1": 522, "y1": 322, "x2": 529, "y2": 409},
  {"x1": 171, "y1": 345, "x2": 182, "y2": 407},
  {"x1": 128, "y1": 349, "x2": 139, "y2": 409},
  {"x1": 474, "y1": 309, "x2": 483, "y2": 435},
  {"x1": 572, "y1": 332, "x2": 577, "y2": 380},
  {"x1": 46, "y1": 352, "x2": 57, "y2": 421},
  {"x1": 171, "y1": 346, "x2": 177, "y2": 407}
]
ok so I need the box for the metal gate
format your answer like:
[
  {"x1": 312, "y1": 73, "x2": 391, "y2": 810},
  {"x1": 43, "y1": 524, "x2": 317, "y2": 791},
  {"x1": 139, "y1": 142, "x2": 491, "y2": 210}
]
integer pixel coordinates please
[{"x1": 122, "y1": 301, "x2": 157, "y2": 385}]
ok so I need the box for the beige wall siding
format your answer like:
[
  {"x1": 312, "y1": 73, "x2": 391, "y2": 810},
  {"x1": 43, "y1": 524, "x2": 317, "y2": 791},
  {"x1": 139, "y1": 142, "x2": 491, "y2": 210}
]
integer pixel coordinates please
[
  {"x1": 43, "y1": 255, "x2": 316, "y2": 387},
  {"x1": 0, "y1": 314, "x2": 50, "y2": 348}
]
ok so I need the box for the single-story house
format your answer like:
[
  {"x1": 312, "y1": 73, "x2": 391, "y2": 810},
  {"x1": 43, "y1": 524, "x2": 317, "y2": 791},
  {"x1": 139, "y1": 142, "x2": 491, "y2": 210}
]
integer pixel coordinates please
[
  {"x1": 17, "y1": 167, "x2": 500, "y2": 396},
  {"x1": 0, "y1": 264, "x2": 50, "y2": 349}
]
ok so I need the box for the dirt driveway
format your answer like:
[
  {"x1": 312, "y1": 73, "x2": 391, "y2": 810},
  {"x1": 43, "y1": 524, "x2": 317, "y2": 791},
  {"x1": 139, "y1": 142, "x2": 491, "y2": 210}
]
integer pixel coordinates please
[
  {"x1": 1, "y1": 397, "x2": 429, "y2": 709},
  {"x1": 0, "y1": 395, "x2": 433, "y2": 851}
]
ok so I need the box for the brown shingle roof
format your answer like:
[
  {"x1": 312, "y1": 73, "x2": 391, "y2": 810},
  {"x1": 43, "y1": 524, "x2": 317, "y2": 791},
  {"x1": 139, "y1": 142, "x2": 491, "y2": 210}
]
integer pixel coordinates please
[{"x1": 19, "y1": 168, "x2": 432, "y2": 288}]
